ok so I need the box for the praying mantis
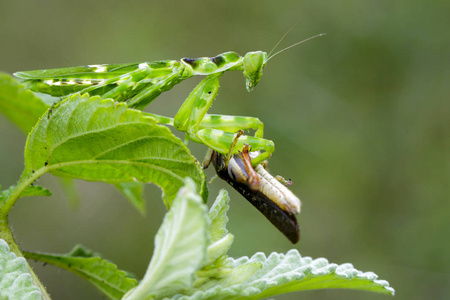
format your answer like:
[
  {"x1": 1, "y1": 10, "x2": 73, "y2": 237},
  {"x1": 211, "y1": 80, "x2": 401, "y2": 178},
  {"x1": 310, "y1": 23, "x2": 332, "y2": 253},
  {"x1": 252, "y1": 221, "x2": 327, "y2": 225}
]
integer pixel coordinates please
[
  {"x1": 14, "y1": 32, "x2": 324, "y2": 242},
  {"x1": 14, "y1": 34, "x2": 325, "y2": 167}
]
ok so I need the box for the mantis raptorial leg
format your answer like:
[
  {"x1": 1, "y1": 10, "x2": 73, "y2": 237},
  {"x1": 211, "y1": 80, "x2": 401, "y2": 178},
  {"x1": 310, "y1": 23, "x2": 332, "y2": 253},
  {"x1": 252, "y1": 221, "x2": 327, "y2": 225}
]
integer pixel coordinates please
[{"x1": 143, "y1": 74, "x2": 274, "y2": 168}]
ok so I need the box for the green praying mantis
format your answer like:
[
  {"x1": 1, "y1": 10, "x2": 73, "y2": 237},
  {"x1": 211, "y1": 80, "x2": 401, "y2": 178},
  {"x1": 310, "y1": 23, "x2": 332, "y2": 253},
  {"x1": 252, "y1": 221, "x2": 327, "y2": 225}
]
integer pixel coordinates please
[
  {"x1": 14, "y1": 33, "x2": 325, "y2": 167},
  {"x1": 14, "y1": 32, "x2": 324, "y2": 242}
]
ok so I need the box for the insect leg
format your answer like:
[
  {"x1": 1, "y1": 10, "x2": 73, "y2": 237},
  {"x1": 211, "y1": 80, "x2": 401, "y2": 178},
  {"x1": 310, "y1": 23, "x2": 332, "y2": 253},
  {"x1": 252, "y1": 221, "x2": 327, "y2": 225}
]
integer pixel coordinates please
[
  {"x1": 99, "y1": 72, "x2": 151, "y2": 101},
  {"x1": 201, "y1": 148, "x2": 215, "y2": 169},
  {"x1": 171, "y1": 73, "x2": 272, "y2": 165},
  {"x1": 198, "y1": 114, "x2": 264, "y2": 138},
  {"x1": 193, "y1": 128, "x2": 274, "y2": 166},
  {"x1": 125, "y1": 68, "x2": 184, "y2": 109},
  {"x1": 141, "y1": 112, "x2": 174, "y2": 125},
  {"x1": 275, "y1": 175, "x2": 293, "y2": 187},
  {"x1": 173, "y1": 73, "x2": 223, "y2": 133},
  {"x1": 237, "y1": 144, "x2": 261, "y2": 190},
  {"x1": 225, "y1": 130, "x2": 244, "y2": 168}
]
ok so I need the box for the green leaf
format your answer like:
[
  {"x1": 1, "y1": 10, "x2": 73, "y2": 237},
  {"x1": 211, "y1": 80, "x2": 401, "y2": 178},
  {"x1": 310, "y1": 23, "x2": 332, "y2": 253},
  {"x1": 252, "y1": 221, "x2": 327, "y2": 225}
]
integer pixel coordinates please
[
  {"x1": 115, "y1": 182, "x2": 146, "y2": 214},
  {"x1": 124, "y1": 179, "x2": 209, "y2": 300},
  {"x1": 0, "y1": 186, "x2": 13, "y2": 203},
  {"x1": 204, "y1": 190, "x2": 233, "y2": 266},
  {"x1": 0, "y1": 185, "x2": 49, "y2": 203},
  {"x1": 0, "y1": 73, "x2": 49, "y2": 133},
  {"x1": 174, "y1": 249, "x2": 395, "y2": 299},
  {"x1": 0, "y1": 185, "x2": 50, "y2": 217},
  {"x1": 22, "y1": 244, "x2": 137, "y2": 300},
  {"x1": 208, "y1": 189, "x2": 230, "y2": 242},
  {"x1": 21, "y1": 185, "x2": 52, "y2": 197},
  {"x1": 0, "y1": 239, "x2": 42, "y2": 300},
  {"x1": 21, "y1": 93, "x2": 207, "y2": 206}
]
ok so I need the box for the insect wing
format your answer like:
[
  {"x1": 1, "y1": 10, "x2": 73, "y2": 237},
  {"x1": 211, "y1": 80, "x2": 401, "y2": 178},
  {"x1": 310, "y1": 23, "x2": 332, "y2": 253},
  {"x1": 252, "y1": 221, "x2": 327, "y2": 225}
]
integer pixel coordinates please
[
  {"x1": 14, "y1": 63, "x2": 141, "y2": 80},
  {"x1": 14, "y1": 60, "x2": 179, "y2": 98},
  {"x1": 231, "y1": 177, "x2": 300, "y2": 244}
]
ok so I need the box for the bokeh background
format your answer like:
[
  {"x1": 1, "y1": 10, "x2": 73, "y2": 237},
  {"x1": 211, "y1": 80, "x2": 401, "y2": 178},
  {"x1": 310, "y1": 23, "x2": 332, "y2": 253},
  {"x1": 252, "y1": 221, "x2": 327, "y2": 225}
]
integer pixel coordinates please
[{"x1": 0, "y1": 0, "x2": 448, "y2": 299}]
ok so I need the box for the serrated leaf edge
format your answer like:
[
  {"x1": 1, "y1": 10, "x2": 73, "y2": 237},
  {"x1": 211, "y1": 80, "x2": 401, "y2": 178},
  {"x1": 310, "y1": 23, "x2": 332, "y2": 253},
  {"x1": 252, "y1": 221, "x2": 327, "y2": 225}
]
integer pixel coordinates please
[{"x1": 163, "y1": 249, "x2": 394, "y2": 300}]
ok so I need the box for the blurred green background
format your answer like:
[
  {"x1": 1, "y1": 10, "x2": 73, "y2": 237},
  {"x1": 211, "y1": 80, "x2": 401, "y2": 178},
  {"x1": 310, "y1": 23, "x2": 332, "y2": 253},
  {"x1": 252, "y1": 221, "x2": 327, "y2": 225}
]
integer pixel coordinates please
[{"x1": 0, "y1": 0, "x2": 448, "y2": 299}]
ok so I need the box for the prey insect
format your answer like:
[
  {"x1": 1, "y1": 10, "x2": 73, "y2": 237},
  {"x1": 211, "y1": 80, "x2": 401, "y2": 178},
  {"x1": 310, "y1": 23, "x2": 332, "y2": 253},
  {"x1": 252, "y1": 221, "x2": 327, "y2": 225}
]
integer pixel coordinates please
[
  {"x1": 203, "y1": 141, "x2": 301, "y2": 243},
  {"x1": 14, "y1": 33, "x2": 325, "y2": 166}
]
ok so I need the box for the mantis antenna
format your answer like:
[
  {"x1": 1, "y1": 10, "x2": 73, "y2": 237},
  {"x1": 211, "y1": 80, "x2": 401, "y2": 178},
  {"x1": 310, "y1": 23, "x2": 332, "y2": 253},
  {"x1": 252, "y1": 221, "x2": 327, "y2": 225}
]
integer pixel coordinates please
[
  {"x1": 268, "y1": 23, "x2": 298, "y2": 57},
  {"x1": 266, "y1": 33, "x2": 327, "y2": 62}
]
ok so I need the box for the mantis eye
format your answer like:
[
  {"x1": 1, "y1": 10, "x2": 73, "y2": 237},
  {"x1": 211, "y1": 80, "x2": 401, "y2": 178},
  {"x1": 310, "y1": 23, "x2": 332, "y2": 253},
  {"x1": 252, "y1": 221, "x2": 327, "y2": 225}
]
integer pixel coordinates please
[{"x1": 243, "y1": 51, "x2": 267, "y2": 91}]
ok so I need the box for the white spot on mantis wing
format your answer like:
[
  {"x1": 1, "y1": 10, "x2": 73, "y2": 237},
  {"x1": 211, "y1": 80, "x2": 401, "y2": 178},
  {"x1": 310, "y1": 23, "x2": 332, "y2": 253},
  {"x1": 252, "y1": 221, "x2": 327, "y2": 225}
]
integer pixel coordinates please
[
  {"x1": 139, "y1": 63, "x2": 149, "y2": 70},
  {"x1": 88, "y1": 64, "x2": 107, "y2": 73},
  {"x1": 44, "y1": 79, "x2": 78, "y2": 86}
]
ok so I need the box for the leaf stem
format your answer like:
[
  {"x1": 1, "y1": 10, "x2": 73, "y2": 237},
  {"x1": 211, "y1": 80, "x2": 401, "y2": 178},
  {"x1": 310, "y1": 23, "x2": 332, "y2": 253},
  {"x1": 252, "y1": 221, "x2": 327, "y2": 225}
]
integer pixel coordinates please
[
  {"x1": 0, "y1": 167, "x2": 51, "y2": 299},
  {"x1": 0, "y1": 167, "x2": 47, "y2": 218},
  {"x1": 0, "y1": 218, "x2": 51, "y2": 299}
]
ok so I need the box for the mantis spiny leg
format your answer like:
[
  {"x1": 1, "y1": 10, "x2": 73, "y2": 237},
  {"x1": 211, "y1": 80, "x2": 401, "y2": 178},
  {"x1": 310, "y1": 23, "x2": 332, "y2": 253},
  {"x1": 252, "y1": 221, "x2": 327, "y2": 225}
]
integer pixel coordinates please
[
  {"x1": 195, "y1": 129, "x2": 274, "y2": 166},
  {"x1": 198, "y1": 114, "x2": 264, "y2": 138},
  {"x1": 143, "y1": 113, "x2": 265, "y2": 139},
  {"x1": 125, "y1": 69, "x2": 185, "y2": 109},
  {"x1": 171, "y1": 74, "x2": 274, "y2": 166}
]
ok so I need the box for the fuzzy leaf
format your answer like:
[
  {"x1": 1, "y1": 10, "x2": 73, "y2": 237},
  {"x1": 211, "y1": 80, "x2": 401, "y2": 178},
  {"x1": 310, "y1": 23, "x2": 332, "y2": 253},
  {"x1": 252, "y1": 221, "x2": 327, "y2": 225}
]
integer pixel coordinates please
[
  {"x1": 0, "y1": 73, "x2": 49, "y2": 133},
  {"x1": 0, "y1": 239, "x2": 41, "y2": 300},
  {"x1": 23, "y1": 245, "x2": 137, "y2": 300},
  {"x1": 124, "y1": 179, "x2": 209, "y2": 300},
  {"x1": 204, "y1": 190, "x2": 233, "y2": 266},
  {"x1": 21, "y1": 93, "x2": 207, "y2": 206},
  {"x1": 166, "y1": 249, "x2": 394, "y2": 299},
  {"x1": 208, "y1": 189, "x2": 230, "y2": 242}
]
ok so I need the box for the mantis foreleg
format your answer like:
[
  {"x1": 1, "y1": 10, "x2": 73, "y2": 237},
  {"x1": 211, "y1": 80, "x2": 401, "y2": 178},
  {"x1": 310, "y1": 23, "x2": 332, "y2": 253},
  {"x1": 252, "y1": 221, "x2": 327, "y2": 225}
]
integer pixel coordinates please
[
  {"x1": 147, "y1": 74, "x2": 275, "y2": 165},
  {"x1": 198, "y1": 114, "x2": 264, "y2": 138},
  {"x1": 195, "y1": 129, "x2": 274, "y2": 166},
  {"x1": 125, "y1": 69, "x2": 184, "y2": 109}
]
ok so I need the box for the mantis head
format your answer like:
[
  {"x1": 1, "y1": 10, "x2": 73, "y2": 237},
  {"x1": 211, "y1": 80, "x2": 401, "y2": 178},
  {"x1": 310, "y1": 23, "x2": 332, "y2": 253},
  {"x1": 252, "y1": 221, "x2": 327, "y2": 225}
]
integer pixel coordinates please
[
  {"x1": 243, "y1": 51, "x2": 268, "y2": 92},
  {"x1": 241, "y1": 33, "x2": 325, "y2": 92}
]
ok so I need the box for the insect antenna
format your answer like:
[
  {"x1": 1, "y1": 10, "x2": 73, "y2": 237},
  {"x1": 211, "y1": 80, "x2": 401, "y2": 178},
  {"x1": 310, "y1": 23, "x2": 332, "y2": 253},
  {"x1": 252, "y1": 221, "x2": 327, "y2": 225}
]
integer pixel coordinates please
[
  {"x1": 267, "y1": 23, "x2": 298, "y2": 58},
  {"x1": 266, "y1": 33, "x2": 327, "y2": 62}
]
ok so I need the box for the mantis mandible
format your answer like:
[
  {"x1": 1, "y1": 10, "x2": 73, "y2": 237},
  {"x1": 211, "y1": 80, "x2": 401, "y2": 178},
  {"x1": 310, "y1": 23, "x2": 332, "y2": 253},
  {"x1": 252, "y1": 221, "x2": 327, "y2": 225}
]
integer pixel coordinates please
[{"x1": 14, "y1": 33, "x2": 325, "y2": 166}]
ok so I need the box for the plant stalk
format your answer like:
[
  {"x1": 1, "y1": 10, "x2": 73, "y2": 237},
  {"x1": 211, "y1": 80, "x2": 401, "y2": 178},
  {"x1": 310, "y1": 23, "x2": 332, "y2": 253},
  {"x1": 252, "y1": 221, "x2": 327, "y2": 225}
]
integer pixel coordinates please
[
  {"x1": 0, "y1": 218, "x2": 51, "y2": 299},
  {"x1": 0, "y1": 167, "x2": 51, "y2": 299}
]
